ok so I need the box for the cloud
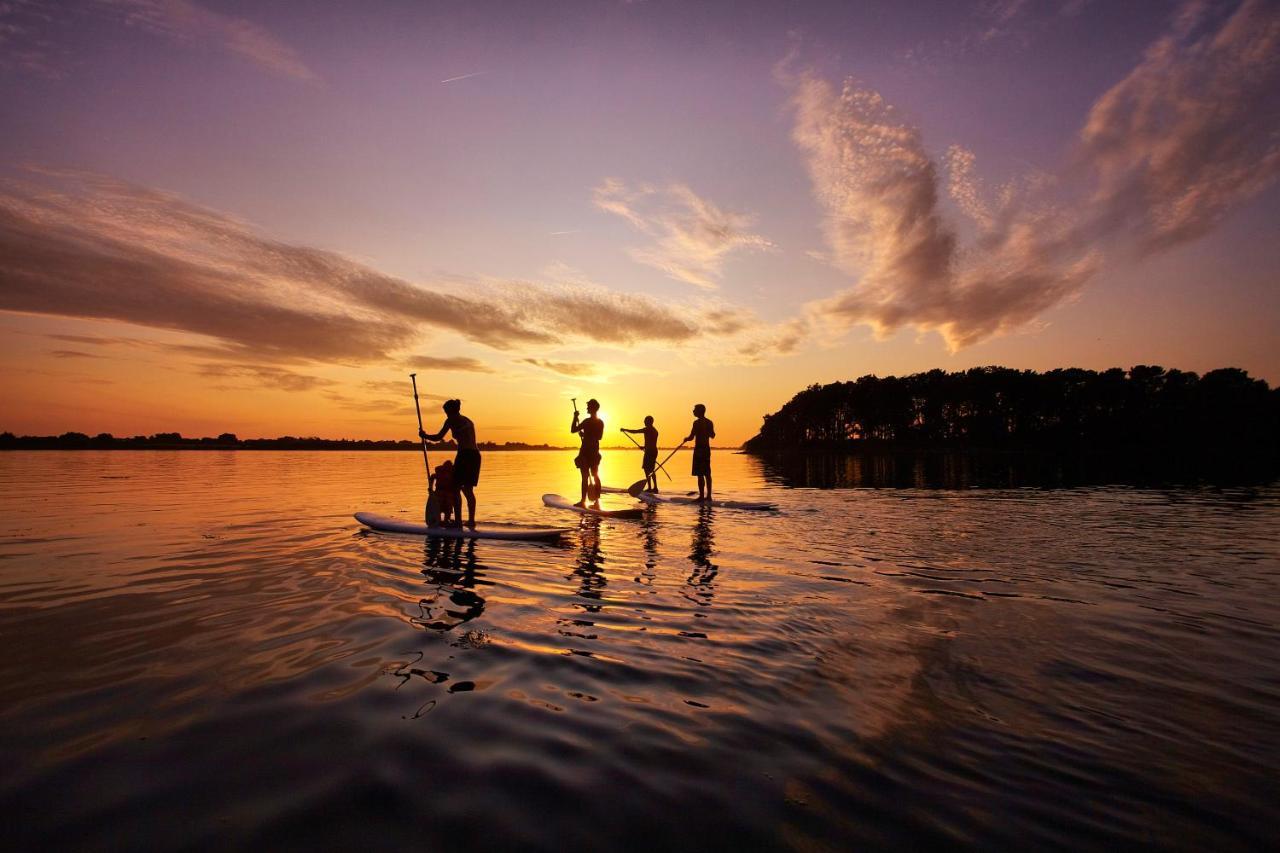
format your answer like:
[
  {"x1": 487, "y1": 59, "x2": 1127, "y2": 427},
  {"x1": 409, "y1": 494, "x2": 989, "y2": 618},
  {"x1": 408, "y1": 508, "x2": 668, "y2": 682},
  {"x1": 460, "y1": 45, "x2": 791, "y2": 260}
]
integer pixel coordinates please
[
  {"x1": 594, "y1": 179, "x2": 774, "y2": 289},
  {"x1": 516, "y1": 357, "x2": 650, "y2": 383},
  {"x1": 789, "y1": 0, "x2": 1280, "y2": 350},
  {"x1": 517, "y1": 358, "x2": 596, "y2": 377},
  {"x1": 1078, "y1": 0, "x2": 1280, "y2": 252},
  {"x1": 0, "y1": 0, "x2": 69, "y2": 78},
  {"x1": 49, "y1": 349, "x2": 103, "y2": 359},
  {"x1": 101, "y1": 0, "x2": 318, "y2": 82},
  {"x1": 323, "y1": 391, "x2": 416, "y2": 416},
  {"x1": 361, "y1": 379, "x2": 446, "y2": 400},
  {"x1": 196, "y1": 363, "x2": 335, "y2": 393},
  {"x1": 406, "y1": 355, "x2": 493, "y2": 373},
  {"x1": 0, "y1": 170, "x2": 762, "y2": 362}
]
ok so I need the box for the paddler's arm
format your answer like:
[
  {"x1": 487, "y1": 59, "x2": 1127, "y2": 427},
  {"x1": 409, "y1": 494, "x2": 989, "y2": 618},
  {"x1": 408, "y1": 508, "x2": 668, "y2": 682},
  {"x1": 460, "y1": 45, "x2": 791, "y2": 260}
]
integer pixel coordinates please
[
  {"x1": 421, "y1": 421, "x2": 449, "y2": 442},
  {"x1": 570, "y1": 413, "x2": 581, "y2": 434}
]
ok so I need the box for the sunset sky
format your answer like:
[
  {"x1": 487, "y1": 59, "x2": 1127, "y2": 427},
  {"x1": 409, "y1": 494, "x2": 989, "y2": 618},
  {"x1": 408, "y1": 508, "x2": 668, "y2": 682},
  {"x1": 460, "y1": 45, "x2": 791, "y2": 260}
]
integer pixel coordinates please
[{"x1": 3, "y1": 0, "x2": 1278, "y2": 445}]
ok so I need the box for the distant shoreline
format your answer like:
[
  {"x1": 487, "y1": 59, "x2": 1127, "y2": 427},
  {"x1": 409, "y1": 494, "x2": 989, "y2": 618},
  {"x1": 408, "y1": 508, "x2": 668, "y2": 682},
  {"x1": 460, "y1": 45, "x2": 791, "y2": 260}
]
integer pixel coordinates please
[{"x1": 0, "y1": 434, "x2": 736, "y2": 452}]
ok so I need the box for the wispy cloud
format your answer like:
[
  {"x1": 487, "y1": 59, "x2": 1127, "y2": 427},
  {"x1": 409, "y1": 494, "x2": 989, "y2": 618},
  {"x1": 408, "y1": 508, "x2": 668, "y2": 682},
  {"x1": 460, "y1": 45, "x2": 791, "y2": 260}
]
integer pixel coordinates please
[
  {"x1": 789, "y1": 0, "x2": 1280, "y2": 350},
  {"x1": 1078, "y1": 0, "x2": 1280, "y2": 252},
  {"x1": 593, "y1": 179, "x2": 774, "y2": 289},
  {"x1": 406, "y1": 355, "x2": 493, "y2": 373},
  {"x1": 102, "y1": 0, "x2": 318, "y2": 82},
  {"x1": 516, "y1": 357, "x2": 648, "y2": 382},
  {"x1": 0, "y1": 0, "x2": 69, "y2": 78},
  {"x1": 0, "y1": 170, "x2": 782, "y2": 365},
  {"x1": 197, "y1": 363, "x2": 335, "y2": 393}
]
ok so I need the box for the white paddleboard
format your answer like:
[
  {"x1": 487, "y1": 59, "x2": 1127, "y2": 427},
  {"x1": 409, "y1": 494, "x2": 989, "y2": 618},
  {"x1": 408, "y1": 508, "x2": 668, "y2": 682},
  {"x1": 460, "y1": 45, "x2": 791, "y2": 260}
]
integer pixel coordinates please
[
  {"x1": 635, "y1": 492, "x2": 777, "y2": 511},
  {"x1": 541, "y1": 494, "x2": 645, "y2": 519},
  {"x1": 355, "y1": 512, "x2": 570, "y2": 541}
]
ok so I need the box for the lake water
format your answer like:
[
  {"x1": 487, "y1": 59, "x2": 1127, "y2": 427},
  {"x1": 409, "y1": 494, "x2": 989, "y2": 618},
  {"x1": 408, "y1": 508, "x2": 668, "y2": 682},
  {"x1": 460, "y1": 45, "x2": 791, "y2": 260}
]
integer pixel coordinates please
[{"x1": 1, "y1": 450, "x2": 1278, "y2": 850}]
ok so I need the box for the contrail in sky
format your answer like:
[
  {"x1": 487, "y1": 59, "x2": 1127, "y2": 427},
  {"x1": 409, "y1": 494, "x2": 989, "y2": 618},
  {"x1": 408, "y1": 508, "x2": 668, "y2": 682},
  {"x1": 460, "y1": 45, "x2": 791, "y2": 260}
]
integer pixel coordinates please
[{"x1": 440, "y1": 71, "x2": 488, "y2": 83}]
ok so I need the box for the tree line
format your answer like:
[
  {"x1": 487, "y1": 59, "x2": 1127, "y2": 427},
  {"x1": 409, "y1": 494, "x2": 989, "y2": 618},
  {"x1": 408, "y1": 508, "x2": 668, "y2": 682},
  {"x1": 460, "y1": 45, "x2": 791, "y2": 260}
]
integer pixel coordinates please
[{"x1": 743, "y1": 366, "x2": 1280, "y2": 458}]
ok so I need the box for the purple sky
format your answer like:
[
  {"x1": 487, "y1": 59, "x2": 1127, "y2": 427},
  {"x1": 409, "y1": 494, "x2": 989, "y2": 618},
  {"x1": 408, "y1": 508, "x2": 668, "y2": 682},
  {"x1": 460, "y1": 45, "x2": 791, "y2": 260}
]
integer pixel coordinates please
[{"x1": 2, "y1": 0, "x2": 1278, "y2": 441}]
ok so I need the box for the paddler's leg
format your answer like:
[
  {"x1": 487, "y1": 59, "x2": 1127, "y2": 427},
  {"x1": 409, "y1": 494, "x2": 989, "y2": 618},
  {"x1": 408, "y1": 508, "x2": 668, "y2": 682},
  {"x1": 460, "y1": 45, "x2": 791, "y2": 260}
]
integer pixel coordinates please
[
  {"x1": 589, "y1": 464, "x2": 601, "y2": 509},
  {"x1": 461, "y1": 485, "x2": 476, "y2": 529},
  {"x1": 705, "y1": 470, "x2": 713, "y2": 501}
]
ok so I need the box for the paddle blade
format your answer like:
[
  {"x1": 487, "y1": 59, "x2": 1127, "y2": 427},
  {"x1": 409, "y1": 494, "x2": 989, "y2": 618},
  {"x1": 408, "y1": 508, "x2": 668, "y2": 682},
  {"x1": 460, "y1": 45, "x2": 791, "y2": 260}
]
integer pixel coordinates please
[
  {"x1": 627, "y1": 479, "x2": 647, "y2": 497},
  {"x1": 588, "y1": 479, "x2": 601, "y2": 501}
]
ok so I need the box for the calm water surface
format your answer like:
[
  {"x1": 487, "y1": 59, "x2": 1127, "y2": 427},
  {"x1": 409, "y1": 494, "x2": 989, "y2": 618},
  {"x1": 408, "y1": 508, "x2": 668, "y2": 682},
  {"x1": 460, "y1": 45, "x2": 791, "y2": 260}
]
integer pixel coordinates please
[{"x1": 2, "y1": 451, "x2": 1278, "y2": 850}]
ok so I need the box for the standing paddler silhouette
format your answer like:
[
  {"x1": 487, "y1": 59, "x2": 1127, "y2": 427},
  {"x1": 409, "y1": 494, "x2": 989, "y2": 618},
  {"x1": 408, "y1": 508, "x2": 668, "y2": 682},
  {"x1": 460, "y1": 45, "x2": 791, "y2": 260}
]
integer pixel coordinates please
[{"x1": 570, "y1": 397, "x2": 604, "y2": 508}]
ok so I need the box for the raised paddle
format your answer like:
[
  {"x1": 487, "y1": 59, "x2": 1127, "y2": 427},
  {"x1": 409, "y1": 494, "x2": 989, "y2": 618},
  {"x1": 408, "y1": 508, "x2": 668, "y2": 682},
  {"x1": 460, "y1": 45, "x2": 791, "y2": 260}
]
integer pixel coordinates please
[
  {"x1": 621, "y1": 428, "x2": 673, "y2": 482},
  {"x1": 409, "y1": 373, "x2": 430, "y2": 475},
  {"x1": 628, "y1": 440, "x2": 686, "y2": 497}
]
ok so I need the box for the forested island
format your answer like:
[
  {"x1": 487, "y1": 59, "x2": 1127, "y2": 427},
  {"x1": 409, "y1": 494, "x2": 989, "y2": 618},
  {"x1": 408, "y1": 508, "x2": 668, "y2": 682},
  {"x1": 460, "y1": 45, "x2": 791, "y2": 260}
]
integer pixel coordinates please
[{"x1": 745, "y1": 365, "x2": 1278, "y2": 460}]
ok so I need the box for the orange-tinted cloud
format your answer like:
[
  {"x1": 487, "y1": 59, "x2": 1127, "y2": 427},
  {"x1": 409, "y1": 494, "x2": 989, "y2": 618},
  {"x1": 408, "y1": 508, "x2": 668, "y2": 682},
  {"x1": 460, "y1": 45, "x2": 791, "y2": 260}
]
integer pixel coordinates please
[
  {"x1": 0, "y1": 171, "x2": 762, "y2": 363},
  {"x1": 790, "y1": 0, "x2": 1280, "y2": 350}
]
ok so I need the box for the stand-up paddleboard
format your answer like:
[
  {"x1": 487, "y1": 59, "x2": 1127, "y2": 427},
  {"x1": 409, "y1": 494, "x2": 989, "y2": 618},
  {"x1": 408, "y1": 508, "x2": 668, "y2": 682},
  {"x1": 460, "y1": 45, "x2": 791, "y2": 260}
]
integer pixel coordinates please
[
  {"x1": 599, "y1": 485, "x2": 633, "y2": 494},
  {"x1": 542, "y1": 494, "x2": 645, "y2": 519},
  {"x1": 636, "y1": 492, "x2": 777, "y2": 511},
  {"x1": 355, "y1": 512, "x2": 570, "y2": 541}
]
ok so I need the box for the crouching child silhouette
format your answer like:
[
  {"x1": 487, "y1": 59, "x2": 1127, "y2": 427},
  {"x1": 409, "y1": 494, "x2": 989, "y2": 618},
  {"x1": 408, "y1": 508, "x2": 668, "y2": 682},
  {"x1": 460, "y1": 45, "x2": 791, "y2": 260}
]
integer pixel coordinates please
[{"x1": 427, "y1": 459, "x2": 458, "y2": 527}]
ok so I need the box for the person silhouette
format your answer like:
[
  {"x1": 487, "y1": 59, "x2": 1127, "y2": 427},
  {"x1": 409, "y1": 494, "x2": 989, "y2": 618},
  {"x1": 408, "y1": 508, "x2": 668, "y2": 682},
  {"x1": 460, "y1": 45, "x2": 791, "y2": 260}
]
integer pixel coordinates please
[
  {"x1": 571, "y1": 398, "x2": 604, "y2": 508},
  {"x1": 420, "y1": 399, "x2": 480, "y2": 528},
  {"x1": 684, "y1": 403, "x2": 715, "y2": 501},
  {"x1": 621, "y1": 415, "x2": 659, "y2": 492}
]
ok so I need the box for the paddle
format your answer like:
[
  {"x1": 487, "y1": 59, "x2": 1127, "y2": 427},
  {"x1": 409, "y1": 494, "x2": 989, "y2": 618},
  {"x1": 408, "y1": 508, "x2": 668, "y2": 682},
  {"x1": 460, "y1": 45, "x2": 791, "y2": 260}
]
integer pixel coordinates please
[
  {"x1": 409, "y1": 373, "x2": 431, "y2": 477},
  {"x1": 411, "y1": 373, "x2": 440, "y2": 525},
  {"x1": 620, "y1": 428, "x2": 673, "y2": 482},
  {"x1": 628, "y1": 440, "x2": 686, "y2": 497}
]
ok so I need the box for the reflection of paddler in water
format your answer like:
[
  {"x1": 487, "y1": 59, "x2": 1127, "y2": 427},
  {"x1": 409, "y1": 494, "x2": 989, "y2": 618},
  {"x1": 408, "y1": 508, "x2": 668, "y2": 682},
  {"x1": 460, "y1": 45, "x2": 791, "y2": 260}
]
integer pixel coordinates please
[
  {"x1": 415, "y1": 536, "x2": 485, "y2": 631},
  {"x1": 684, "y1": 403, "x2": 716, "y2": 501},
  {"x1": 420, "y1": 399, "x2": 481, "y2": 529},
  {"x1": 570, "y1": 398, "x2": 604, "y2": 509},
  {"x1": 686, "y1": 504, "x2": 718, "y2": 606},
  {"x1": 621, "y1": 416, "x2": 660, "y2": 493},
  {"x1": 570, "y1": 520, "x2": 606, "y2": 612}
]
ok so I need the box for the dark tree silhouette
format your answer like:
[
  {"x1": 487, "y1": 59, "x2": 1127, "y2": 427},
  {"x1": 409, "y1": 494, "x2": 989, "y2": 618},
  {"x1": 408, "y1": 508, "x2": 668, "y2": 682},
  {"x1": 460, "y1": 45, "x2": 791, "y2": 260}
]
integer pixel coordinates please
[{"x1": 745, "y1": 366, "x2": 1279, "y2": 459}]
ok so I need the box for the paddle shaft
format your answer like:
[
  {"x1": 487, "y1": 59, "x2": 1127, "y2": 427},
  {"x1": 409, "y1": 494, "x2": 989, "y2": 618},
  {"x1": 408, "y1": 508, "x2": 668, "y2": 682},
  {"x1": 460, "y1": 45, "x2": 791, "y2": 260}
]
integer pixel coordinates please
[
  {"x1": 409, "y1": 373, "x2": 431, "y2": 487},
  {"x1": 621, "y1": 429, "x2": 673, "y2": 481},
  {"x1": 627, "y1": 440, "x2": 687, "y2": 495}
]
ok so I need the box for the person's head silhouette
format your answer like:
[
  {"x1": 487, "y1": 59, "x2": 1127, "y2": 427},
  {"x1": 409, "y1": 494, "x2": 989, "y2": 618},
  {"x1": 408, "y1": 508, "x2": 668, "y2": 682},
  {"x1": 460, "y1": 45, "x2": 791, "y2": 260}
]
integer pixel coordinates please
[
  {"x1": 443, "y1": 399, "x2": 461, "y2": 416},
  {"x1": 644, "y1": 415, "x2": 654, "y2": 426},
  {"x1": 693, "y1": 403, "x2": 706, "y2": 417},
  {"x1": 586, "y1": 399, "x2": 600, "y2": 414}
]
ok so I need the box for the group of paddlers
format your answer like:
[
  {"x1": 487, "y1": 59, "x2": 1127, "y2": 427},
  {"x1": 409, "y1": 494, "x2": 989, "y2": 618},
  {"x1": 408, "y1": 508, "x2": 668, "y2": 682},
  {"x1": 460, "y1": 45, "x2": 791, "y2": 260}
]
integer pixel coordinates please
[{"x1": 417, "y1": 398, "x2": 716, "y2": 528}]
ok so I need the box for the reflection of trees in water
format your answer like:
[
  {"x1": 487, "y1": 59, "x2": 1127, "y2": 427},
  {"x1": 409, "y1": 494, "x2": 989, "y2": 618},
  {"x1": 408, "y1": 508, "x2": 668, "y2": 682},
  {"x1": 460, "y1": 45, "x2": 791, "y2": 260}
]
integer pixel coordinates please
[
  {"x1": 757, "y1": 449, "x2": 1275, "y2": 490},
  {"x1": 570, "y1": 520, "x2": 606, "y2": 613},
  {"x1": 412, "y1": 537, "x2": 485, "y2": 631},
  {"x1": 685, "y1": 506, "x2": 718, "y2": 607}
]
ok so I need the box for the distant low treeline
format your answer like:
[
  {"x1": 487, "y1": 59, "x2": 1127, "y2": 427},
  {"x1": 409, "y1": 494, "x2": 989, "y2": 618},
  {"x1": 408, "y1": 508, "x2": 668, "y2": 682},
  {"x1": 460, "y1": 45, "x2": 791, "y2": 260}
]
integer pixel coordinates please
[
  {"x1": 744, "y1": 366, "x2": 1280, "y2": 459},
  {"x1": 0, "y1": 432, "x2": 569, "y2": 451}
]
